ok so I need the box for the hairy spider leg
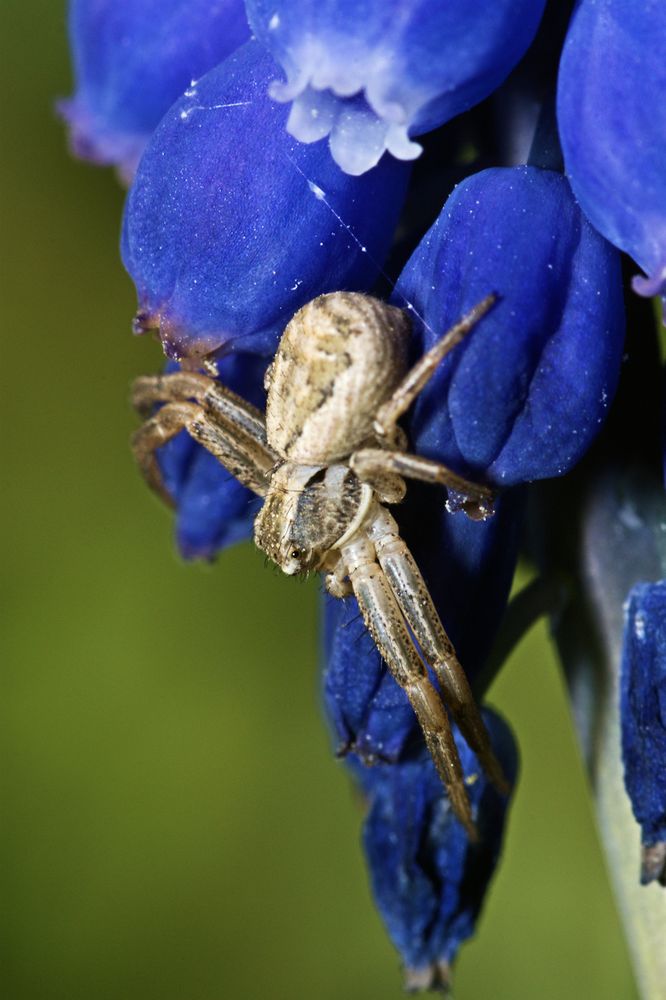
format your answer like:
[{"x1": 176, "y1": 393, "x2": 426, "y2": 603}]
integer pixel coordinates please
[
  {"x1": 132, "y1": 371, "x2": 211, "y2": 416},
  {"x1": 131, "y1": 378, "x2": 277, "y2": 503},
  {"x1": 132, "y1": 372, "x2": 272, "y2": 450},
  {"x1": 373, "y1": 292, "x2": 497, "y2": 442},
  {"x1": 340, "y1": 533, "x2": 478, "y2": 840},
  {"x1": 350, "y1": 448, "x2": 495, "y2": 519},
  {"x1": 368, "y1": 506, "x2": 510, "y2": 796},
  {"x1": 132, "y1": 401, "x2": 200, "y2": 506}
]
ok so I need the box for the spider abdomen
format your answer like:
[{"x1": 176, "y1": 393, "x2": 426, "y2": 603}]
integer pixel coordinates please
[{"x1": 265, "y1": 292, "x2": 411, "y2": 464}]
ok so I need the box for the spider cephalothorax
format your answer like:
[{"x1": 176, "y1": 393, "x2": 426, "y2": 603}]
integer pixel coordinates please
[
  {"x1": 253, "y1": 463, "x2": 371, "y2": 575},
  {"x1": 132, "y1": 290, "x2": 502, "y2": 838}
]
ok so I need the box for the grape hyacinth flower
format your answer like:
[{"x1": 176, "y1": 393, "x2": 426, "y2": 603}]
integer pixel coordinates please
[
  {"x1": 348, "y1": 709, "x2": 518, "y2": 991},
  {"x1": 135, "y1": 159, "x2": 626, "y2": 983},
  {"x1": 621, "y1": 582, "x2": 666, "y2": 886},
  {"x1": 558, "y1": 0, "x2": 666, "y2": 315},
  {"x1": 58, "y1": 0, "x2": 666, "y2": 991},
  {"x1": 122, "y1": 40, "x2": 411, "y2": 360},
  {"x1": 246, "y1": 0, "x2": 547, "y2": 175},
  {"x1": 59, "y1": 0, "x2": 250, "y2": 179}
]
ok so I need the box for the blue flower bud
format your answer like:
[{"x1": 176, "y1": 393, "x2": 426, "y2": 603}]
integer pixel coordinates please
[
  {"x1": 557, "y1": 0, "x2": 666, "y2": 314},
  {"x1": 156, "y1": 354, "x2": 267, "y2": 560},
  {"x1": 324, "y1": 491, "x2": 523, "y2": 762},
  {"x1": 59, "y1": 0, "x2": 250, "y2": 177},
  {"x1": 621, "y1": 581, "x2": 666, "y2": 885},
  {"x1": 348, "y1": 709, "x2": 518, "y2": 988},
  {"x1": 245, "y1": 0, "x2": 546, "y2": 175},
  {"x1": 393, "y1": 166, "x2": 625, "y2": 485},
  {"x1": 122, "y1": 39, "x2": 411, "y2": 360}
]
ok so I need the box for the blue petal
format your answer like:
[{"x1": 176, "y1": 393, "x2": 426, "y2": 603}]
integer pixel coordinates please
[
  {"x1": 620, "y1": 581, "x2": 666, "y2": 882},
  {"x1": 323, "y1": 490, "x2": 523, "y2": 761},
  {"x1": 349, "y1": 709, "x2": 518, "y2": 981},
  {"x1": 171, "y1": 448, "x2": 261, "y2": 560},
  {"x1": 246, "y1": 0, "x2": 546, "y2": 174},
  {"x1": 59, "y1": 0, "x2": 250, "y2": 177},
  {"x1": 557, "y1": 0, "x2": 666, "y2": 311},
  {"x1": 156, "y1": 353, "x2": 267, "y2": 560},
  {"x1": 393, "y1": 166, "x2": 625, "y2": 485},
  {"x1": 122, "y1": 39, "x2": 411, "y2": 360},
  {"x1": 324, "y1": 594, "x2": 415, "y2": 763}
]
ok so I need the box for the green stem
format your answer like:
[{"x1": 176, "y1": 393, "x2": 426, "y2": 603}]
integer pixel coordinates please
[{"x1": 557, "y1": 468, "x2": 666, "y2": 999}]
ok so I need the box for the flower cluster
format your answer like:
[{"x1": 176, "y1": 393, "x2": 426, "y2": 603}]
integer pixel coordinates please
[
  {"x1": 621, "y1": 583, "x2": 666, "y2": 886},
  {"x1": 61, "y1": 0, "x2": 666, "y2": 986}
]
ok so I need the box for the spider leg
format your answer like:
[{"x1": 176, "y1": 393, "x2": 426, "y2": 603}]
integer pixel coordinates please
[
  {"x1": 131, "y1": 371, "x2": 211, "y2": 416},
  {"x1": 340, "y1": 534, "x2": 478, "y2": 839},
  {"x1": 351, "y1": 448, "x2": 494, "y2": 519},
  {"x1": 132, "y1": 401, "x2": 197, "y2": 507},
  {"x1": 347, "y1": 461, "x2": 407, "y2": 506},
  {"x1": 367, "y1": 506, "x2": 510, "y2": 796},
  {"x1": 132, "y1": 372, "x2": 270, "y2": 449},
  {"x1": 373, "y1": 293, "x2": 496, "y2": 444},
  {"x1": 132, "y1": 397, "x2": 276, "y2": 505}
]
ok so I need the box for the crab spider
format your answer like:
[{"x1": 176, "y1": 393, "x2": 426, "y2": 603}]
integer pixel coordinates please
[{"x1": 131, "y1": 291, "x2": 507, "y2": 838}]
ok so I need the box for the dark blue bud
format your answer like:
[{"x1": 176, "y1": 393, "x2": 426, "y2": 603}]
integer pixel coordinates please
[
  {"x1": 348, "y1": 709, "x2": 518, "y2": 987},
  {"x1": 621, "y1": 581, "x2": 666, "y2": 885},
  {"x1": 122, "y1": 40, "x2": 411, "y2": 360},
  {"x1": 323, "y1": 490, "x2": 523, "y2": 761},
  {"x1": 156, "y1": 353, "x2": 267, "y2": 560},
  {"x1": 393, "y1": 166, "x2": 625, "y2": 486},
  {"x1": 558, "y1": 0, "x2": 666, "y2": 315},
  {"x1": 246, "y1": 0, "x2": 546, "y2": 175},
  {"x1": 59, "y1": 0, "x2": 250, "y2": 177}
]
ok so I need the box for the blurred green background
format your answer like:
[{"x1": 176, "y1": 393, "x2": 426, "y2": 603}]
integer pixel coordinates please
[{"x1": 1, "y1": 3, "x2": 639, "y2": 998}]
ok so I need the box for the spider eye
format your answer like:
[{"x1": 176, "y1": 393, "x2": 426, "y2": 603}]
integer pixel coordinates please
[{"x1": 290, "y1": 548, "x2": 301, "y2": 560}]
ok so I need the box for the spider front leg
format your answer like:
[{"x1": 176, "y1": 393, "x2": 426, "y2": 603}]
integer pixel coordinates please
[
  {"x1": 131, "y1": 372, "x2": 277, "y2": 503},
  {"x1": 350, "y1": 448, "x2": 495, "y2": 519},
  {"x1": 356, "y1": 294, "x2": 497, "y2": 518},
  {"x1": 373, "y1": 293, "x2": 497, "y2": 444},
  {"x1": 339, "y1": 533, "x2": 478, "y2": 839},
  {"x1": 367, "y1": 505, "x2": 510, "y2": 796}
]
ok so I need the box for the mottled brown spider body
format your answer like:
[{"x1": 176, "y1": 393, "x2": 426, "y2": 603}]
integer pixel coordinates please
[
  {"x1": 132, "y1": 291, "x2": 503, "y2": 838},
  {"x1": 264, "y1": 293, "x2": 410, "y2": 463}
]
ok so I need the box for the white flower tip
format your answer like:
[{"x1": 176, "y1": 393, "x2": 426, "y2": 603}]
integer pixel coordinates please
[
  {"x1": 287, "y1": 86, "x2": 338, "y2": 143},
  {"x1": 269, "y1": 78, "x2": 302, "y2": 104},
  {"x1": 273, "y1": 69, "x2": 423, "y2": 175},
  {"x1": 386, "y1": 125, "x2": 422, "y2": 162},
  {"x1": 328, "y1": 106, "x2": 387, "y2": 175},
  {"x1": 328, "y1": 118, "x2": 422, "y2": 175}
]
